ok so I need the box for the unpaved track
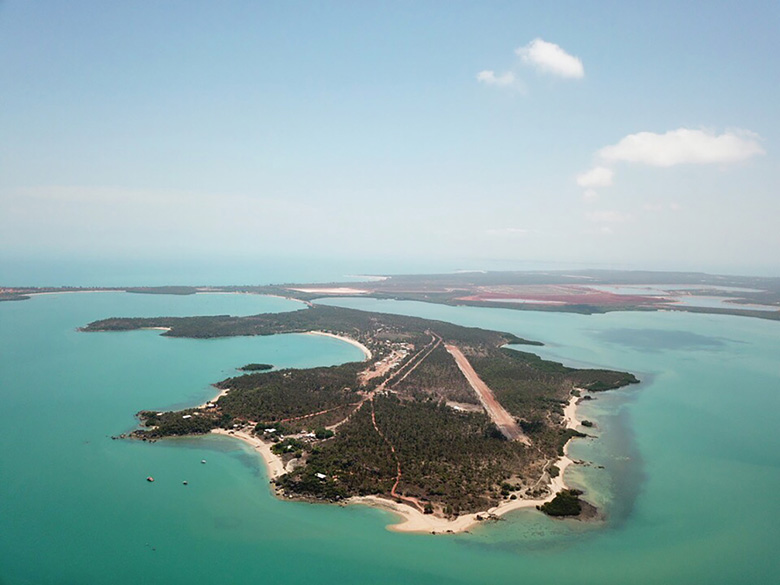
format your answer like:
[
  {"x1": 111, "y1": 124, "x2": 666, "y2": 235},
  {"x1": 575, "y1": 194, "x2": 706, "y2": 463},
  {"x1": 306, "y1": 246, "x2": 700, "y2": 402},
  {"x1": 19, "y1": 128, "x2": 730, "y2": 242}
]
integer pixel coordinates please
[
  {"x1": 369, "y1": 397, "x2": 425, "y2": 512},
  {"x1": 444, "y1": 344, "x2": 531, "y2": 445}
]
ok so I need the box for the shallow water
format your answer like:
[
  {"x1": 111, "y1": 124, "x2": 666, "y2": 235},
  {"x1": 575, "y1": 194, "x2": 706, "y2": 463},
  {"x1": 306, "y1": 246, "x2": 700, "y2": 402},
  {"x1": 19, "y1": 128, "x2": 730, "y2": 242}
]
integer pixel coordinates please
[
  {"x1": 587, "y1": 284, "x2": 778, "y2": 311},
  {"x1": 1, "y1": 292, "x2": 778, "y2": 584}
]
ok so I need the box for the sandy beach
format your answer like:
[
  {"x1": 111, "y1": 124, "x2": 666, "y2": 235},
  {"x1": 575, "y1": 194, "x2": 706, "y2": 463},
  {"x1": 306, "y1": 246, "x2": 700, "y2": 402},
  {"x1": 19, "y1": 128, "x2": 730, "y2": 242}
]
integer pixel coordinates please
[
  {"x1": 306, "y1": 331, "x2": 372, "y2": 360},
  {"x1": 290, "y1": 287, "x2": 370, "y2": 295},
  {"x1": 349, "y1": 392, "x2": 583, "y2": 533},
  {"x1": 203, "y1": 330, "x2": 370, "y2": 478},
  {"x1": 212, "y1": 390, "x2": 587, "y2": 535},
  {"x1": 211, "y1": 428, "x2": 286, "y2": 480}
]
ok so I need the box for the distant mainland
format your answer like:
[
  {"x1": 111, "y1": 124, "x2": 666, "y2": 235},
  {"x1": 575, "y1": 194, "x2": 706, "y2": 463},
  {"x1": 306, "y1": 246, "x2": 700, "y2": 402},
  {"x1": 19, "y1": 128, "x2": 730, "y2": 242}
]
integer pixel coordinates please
[{"x1": 4, "y1": 269, "x2": 779, "y2": 320}]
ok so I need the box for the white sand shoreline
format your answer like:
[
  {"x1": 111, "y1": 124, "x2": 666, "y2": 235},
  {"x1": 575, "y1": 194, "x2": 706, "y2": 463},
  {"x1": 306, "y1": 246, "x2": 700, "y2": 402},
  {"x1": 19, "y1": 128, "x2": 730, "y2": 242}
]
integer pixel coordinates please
[
  {"x1": 209, "y1": 390, "x2": 587, "y2": 535},
  {"x1": 306, "y1": 331, "x2": 372, "y2": 361},
  {"x1": 348, "y1": 393, "x2": 582, "y2": 534},
  {"x1": 211, "y1": 428, "x2": 287, "y2": 480}
]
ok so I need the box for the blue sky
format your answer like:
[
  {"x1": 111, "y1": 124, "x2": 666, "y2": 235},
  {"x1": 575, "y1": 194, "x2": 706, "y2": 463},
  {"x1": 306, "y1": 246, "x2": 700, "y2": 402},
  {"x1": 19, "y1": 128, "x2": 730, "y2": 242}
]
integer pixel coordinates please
[{"x1": 1, "y1": 1, "x2": 778, "y2": 279}]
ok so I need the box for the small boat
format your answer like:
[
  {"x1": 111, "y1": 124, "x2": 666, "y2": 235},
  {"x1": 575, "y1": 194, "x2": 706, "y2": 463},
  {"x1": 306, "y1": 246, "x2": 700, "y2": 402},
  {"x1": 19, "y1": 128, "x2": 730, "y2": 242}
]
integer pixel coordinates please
[
  {"x1": 146, "y1": 477, "x2": 154, "y2": 482},
  {"x1": 182, "y1": 481, "x2": 188, "y2": 485},
  {"x1": 201, "y1": 459, "x2": 206, "y2": 464}
]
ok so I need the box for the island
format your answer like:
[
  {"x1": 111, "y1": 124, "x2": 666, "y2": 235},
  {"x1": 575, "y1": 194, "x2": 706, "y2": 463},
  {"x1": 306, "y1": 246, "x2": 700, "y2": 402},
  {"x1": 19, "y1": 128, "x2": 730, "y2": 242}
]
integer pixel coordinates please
[
  {"x1": 7, "y1": 269, "x2": 780, "y2": 321},
  {"x1": 83, "y1": 303, "x2": 638, "y2": 532},
  {"x1": 238, "y1": 363, "x2": 274, "y2": 372}
]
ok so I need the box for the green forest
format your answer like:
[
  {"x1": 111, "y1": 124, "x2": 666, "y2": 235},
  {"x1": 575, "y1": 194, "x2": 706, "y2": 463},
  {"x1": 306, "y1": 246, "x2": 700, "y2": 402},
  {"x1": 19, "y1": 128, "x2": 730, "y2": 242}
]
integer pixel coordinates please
[{"x1": 87, "y1": 303, "x2": 638, "y2": 517}]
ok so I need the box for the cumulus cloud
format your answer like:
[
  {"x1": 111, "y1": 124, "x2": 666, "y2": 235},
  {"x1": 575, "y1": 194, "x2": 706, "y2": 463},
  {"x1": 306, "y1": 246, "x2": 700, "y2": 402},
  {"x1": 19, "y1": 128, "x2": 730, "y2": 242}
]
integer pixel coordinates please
[
  {"x1": 476, "y1": 70, "x2": 516, "y2": 87},
  {"x1": 576, "y1": 166, "x2": 613, "y2": 188},
  {"x1": 515, "y1": 38, "x2": 584, "y2": 79},
  {"x1": 598, "y1": 128, "x2": 764, "y2": 167},
  {"x1": 575, "y1": 128, "x2": 764, "y2": 201}
]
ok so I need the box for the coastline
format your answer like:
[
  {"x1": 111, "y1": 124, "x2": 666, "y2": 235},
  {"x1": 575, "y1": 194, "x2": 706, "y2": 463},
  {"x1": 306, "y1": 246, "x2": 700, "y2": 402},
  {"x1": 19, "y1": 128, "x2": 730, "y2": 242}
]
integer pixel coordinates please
[
  {"x1": 201, "y1": 328, "x2": 372, "y2": 480},
  {"x1": 195, "y1": 291, "x2": 311, "y2": 307},
  {"x1": 305, "y1": 331, "x2": 373, "y2": 361},
  {"x1": 26, "y1": 290, "x2": 119, "y2": 296},
  {"x1": 211, "y1": 428, "x2": 286, "y2": 480},
  {"x1": 210, "y1": 390, "x2": 587, "y2": 535},
  {"x1": 349, "y1": 392, "x2": 582, "y2": 534}
]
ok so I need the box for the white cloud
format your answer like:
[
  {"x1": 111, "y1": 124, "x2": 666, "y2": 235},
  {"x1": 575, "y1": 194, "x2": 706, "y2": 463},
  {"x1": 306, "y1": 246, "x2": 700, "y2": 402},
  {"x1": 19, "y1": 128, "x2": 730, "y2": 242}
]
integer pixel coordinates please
[
  {"x1": 585, "y1": 210, "x2": 632, "y2": 223},
  {"x1": 476, "y1": 70, "x2": 516, "y2": 87},
  {"x1": 582, "y1": 189, "x2": 599, "y2": 203},
  {"x1": 576, "y1": 166, "x2": 613, "y2": 188},
  {"x1": 515, "y1": 38, "x2": 584, "y2": 79},
  {"x1": 598, "y1": 128, "x2": 765, "y2": 167}
]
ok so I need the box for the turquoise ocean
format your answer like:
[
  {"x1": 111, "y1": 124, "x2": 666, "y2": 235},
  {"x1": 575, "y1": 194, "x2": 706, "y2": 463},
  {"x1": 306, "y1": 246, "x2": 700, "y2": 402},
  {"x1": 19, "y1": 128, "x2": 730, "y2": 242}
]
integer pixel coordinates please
[{"x1": 1, "y1": 291, "x2": 778, "y2": 584}]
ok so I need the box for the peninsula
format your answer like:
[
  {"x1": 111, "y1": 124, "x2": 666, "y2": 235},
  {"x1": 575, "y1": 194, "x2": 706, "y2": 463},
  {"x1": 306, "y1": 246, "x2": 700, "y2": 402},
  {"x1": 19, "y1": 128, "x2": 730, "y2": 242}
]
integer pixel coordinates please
[
  {"x1": 8, "y1": 269, "x2": 780, "y2": 320},
  {"x1": 83, "y1": 304, "x2": 638, "y2": 530}
]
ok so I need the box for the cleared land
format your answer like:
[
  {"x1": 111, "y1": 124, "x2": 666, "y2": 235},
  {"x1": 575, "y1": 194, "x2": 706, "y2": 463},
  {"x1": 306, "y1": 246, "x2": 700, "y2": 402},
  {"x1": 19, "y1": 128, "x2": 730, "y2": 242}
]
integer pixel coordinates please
[{"x1": 445, "y1": 344, "x2": 530, "y2": 445}]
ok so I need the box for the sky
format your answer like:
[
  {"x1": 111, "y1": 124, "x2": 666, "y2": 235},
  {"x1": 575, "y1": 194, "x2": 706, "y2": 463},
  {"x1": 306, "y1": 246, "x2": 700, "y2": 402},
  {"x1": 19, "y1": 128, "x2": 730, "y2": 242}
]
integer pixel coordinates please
[{"x1": 1, "y1": 1, "x2": 779, "y2": 281}]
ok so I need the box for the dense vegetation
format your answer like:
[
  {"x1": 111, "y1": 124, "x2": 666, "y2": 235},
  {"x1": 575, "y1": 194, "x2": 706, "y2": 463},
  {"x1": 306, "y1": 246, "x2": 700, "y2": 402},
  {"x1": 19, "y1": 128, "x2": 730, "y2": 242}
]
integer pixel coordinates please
[
  {"x1": 539, "y1": 489, "x2": 584, "y2": 516},
  {"x1": 393, "y1": 344, "x2": 478, "y2": 404},
  {"x1": 471, "y1": 348, "x2": 637, "y2": 419},
  {"x1": 277, "y1": 395, "x2": 534, "y2": 514},
  {"x1": 239, "y1": 363, "x2": 274, "y2": 371},
  {"x1": 88, "y1": 303, "x2": 639, "y2": 517},
  {"x1": 81, "y1": 304, "x2": 537, "y2": 349},
  {"x1": 216, "y1": 363, "x2": 364, "y2": 422},
  {"x1": 8, "y1": 268, "x2": 780, "y2": 320},
  {"x1": 0, "y1": 293, "x2": 30, "y2": 302},
  {"x1": 135, "y1": 409, "x2": 222, "y2": 438}
]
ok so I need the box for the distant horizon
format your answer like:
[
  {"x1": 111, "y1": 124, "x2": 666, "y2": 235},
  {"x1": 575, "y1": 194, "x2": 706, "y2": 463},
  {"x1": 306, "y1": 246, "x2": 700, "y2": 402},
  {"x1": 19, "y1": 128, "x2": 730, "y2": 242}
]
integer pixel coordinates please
[
  {"x1": 2, "y1": 2, "x2": 778, "y2": 277},
  {"x1": 2, "y1": 255, "x2": 778, "y2": 289}
]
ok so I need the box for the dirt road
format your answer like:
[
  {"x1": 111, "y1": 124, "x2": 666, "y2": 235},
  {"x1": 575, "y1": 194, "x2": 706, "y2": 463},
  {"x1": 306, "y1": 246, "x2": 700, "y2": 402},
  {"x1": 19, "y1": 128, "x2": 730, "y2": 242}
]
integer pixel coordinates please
[{"x1": 444, "y1": 344, "x2": 531, "y2": 445}]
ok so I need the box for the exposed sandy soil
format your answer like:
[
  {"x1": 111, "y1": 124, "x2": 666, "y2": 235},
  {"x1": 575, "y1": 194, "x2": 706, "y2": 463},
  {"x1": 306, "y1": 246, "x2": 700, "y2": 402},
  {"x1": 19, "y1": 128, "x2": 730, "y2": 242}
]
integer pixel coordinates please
[
  {"x1": 444, "y1": 344, "x2": 531, "y2": 445},
  {"x1": 306, "y1": 331, "x2": 372, "y2": 360},
  {"x1": 290, "y1": 287, "x2": 370, "y2": 295},
  {"x1": 457, "y1": 285, "x2": 663, "y2": 306}
]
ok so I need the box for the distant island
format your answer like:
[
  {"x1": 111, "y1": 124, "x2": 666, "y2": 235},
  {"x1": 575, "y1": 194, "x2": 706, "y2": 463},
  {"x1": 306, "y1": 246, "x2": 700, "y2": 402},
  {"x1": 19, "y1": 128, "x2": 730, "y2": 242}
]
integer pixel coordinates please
[
  {"x1": 5, "y1": 269, "x2": 780, "y2": 320},
  {"x1": 239, "y1": 363, "x2": 274, "y2": 372},
  {"x1": 83, "y1": 303, "x2": 638, "y2": 532}
]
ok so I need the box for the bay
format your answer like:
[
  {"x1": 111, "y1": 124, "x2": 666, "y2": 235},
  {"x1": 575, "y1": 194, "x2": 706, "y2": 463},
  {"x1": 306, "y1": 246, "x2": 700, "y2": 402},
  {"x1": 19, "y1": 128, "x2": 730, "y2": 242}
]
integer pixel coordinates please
[{"x1": 1, "y1": 292, "x2": 777, "y2": 584}]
